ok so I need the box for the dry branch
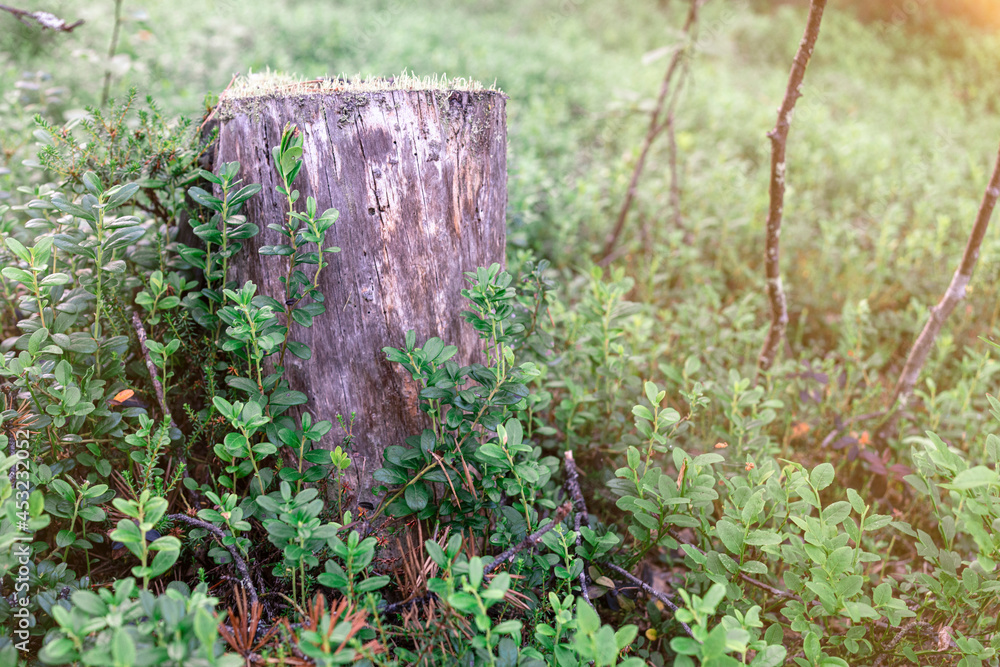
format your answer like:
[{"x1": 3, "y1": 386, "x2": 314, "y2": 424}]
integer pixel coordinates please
[
  {"x1": 599, "y1": 0, "x2": 703, "y2": 262},
  {"x1": 168, "y1": 513, "x2": 259, "y2": 607},
  {"x1": 132, "y1": 312, "x2": 204, "y2": 506},
  {"x1": 755, "y1": 0, "x2": 828, "y2": 377},
  {"x1": 563, "y1": 451, "x2": 592, "y2": 606},
  {"x1": 484, "y1": 502, "x2": 572, "y2": 575},
  {"x1": 131, "y1": 312, "x2": 175, "y2": 428},
  {"x1": 670, "y1": 529, "x2": 801, "y2": 602},
  {"x1": 100, "y1": 0, "x2": 124, "y2": 105},
  {"x1": 887, "y1": 142, "x2": 1000, "y2": 427},
  {"x1": 603, "y1": 562, "x2": 694, "y2": 637},
  {"x1": 872, "y1": 621, "x2": 939, "y2": 667},
  {"x1": 0, "y1": 4, "x2": 83, "y2": 31}
]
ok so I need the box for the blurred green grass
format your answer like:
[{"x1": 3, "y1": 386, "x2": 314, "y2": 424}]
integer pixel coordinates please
[{"x1": 4, "y1": 0, "x2": 1000, "y2": 447}]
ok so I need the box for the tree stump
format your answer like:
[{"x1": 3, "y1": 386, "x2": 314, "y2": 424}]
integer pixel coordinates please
[{"x1": 213, "y1": 75, "x2": 507, "y2": 507}]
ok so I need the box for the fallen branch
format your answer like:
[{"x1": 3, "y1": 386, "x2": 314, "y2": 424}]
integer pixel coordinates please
[
  {"x1": 484, "y1": 502, "x2": 572, "y2": 575},
  {"x1": 603, "y1": 562, "x2": 694, "y2": 638},
  {"x1": 671, "y1": 530, "x2": 802, "y2": 603},
  {"x1": 100, "y1": 0, "x2": 124, "y2": 106},
  {"x1": 0, "y1": 4, "x2": 83, "y2": 31},
  {"x1": 168, "y1": 513, "x2": 258, "y2": 607},
  {"x1": 563, "y1": 451, "x2": 592, "y2": 607},
  {"x1": 380, "y1": 592, "x2": 437, "y2": 616},
  {"x1": 872, "y1": 621, "x2": 938, "y2": 667},
  {"x1": 131, "y1": 312, "x2": 175, "y2": 428},
  {"x1": 756, "y1": 0, "x2": 829, "y2": 378},
  {"x1": 882, "y1": 141, "x2": 1000, "y2": 441},
  {"x1": 132, "y1": 312, "x2": 203, "y2": 507},
  {"x1": 739, "y1": 573, "x2": 800, "y2": 601},
  {"x1": 599, "y1": 0, "x2": 704, "y2": 262},
  {"x1": 380, "y1": 504, "x2": 572, "y2": 617}
]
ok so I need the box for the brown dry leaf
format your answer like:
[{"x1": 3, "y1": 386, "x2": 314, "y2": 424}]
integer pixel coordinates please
[
  {"x1": 937, "y1": 625, "x2": 953, "y2": 651},
  {"x1": 676, "y1": 459, "x2": 688, "y2": 490}
]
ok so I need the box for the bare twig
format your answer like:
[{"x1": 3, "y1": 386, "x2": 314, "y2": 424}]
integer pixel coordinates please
[
  {"x1": 872, "y1": 621, "x2": 939, "y2": 667},
  {"x1": 756, "y1": 0, "x2": 829, "y2": 378},
  {"x1": 671, "y1": 530, "x2": 802, "y2": 601},
  {"x1": 168, "y1": 513, "x2": 258, "y2": 607},
  {"x1": 603, "y1": 562, "x2": 694, "y2": 637},
  {"x1": 599, "y1": 0, "x2": 703, "y2": 262},
  {"x1": 131, "y1": 312, "x2": 175, "y2": 428},
  {"x1": 484, "y1": 502, "x2": 572, "y2": 575},
  {"x1": 100, "y1": 0, "x2": 124, "y2": 106},
  {"x1": 0, "y1": 4, "x2": 83, "y2": 31},
  {"x1": 200, "y1": 72, "x2": 241, "y2": 134},
  {"x1": 563, "y1": 451, "x2": 592, "y2": 607},
  {"x1": 663, "y1": 45, "x2": 695, "y2": 237},
  {"x1": 380, "y1": 592, "x2": 437, "y2": 616},
  {"x1": 666, "y1": 113, "x2": 683, "y2": 231},
  {"x1": 739, "y1": 573, "x2": 800, "y2": 601},
  {"x1": 381, "y1": 505, "x2": 572, "y2": 617},
  {"x1": 132, "y1": 313, "x2": 206, "y2": 511},
  {"x1": 883, "y1": 142, "x2": 1000, "y2": 441}
]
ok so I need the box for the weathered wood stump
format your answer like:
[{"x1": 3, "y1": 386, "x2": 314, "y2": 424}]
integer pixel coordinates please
[{"x1": 213, "y1": 75, "x2": 507, "y2": 506}]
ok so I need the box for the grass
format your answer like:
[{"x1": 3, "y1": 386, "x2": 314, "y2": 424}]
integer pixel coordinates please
[{"x1": 4, "y1": 0, "x2": 1000, "y2": 451}]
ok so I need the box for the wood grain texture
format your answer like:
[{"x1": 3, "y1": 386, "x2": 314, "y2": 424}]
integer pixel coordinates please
[{"x1": 214, "y1": 88, "x2": 507, "y2": 506}]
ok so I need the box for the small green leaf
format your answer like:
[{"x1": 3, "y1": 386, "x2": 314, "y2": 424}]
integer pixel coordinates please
[
  {"x1": 106, "y1": 182, "x2": 140, "y2": 209},
  {"x1": 632, "y1": 404, "x2": 654, "y2": 421},
  {"x1": 4, "y1": 237, "x2": 31, "y2": 263},
  {"x1": 1, "y1": 267, "x2": 33, "y2": 284},
  {"x1": 715, "y1": 519, "x2": 744, "y2": 555},
  {"x1": 286, "y1": 340, "x2": 312, "y2": 360},
  {"x1": 944, "y1": 466, "x2": 998, "y2": 490},
  {"x1": 810, "y1": 463, "x2": 835, "y2": 491},
  {"x1": 745, "y1": 530, "x2": 782, "y2": 546},
  {"x1": 404, "y1": 483, "x2": 430, "y2": 511}
]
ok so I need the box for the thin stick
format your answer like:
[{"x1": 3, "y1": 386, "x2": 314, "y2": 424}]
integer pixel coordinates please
[
  {"x1": 168, "y1": 513, "x2": 258, "y2": 607},
  {"x1": 131, "y1": 312, "x2": 175, "y2": 428},
  {"x1": 199, "y1": 72, "x2": 241, "y2": 134},
  {"x1": 132, "y1": 313, "x2": 206, "y2": 509},
  {"x1": 738, "y1": 573, "x2": 800, "y2": 601},
  {"x1": 666, "y1": 113, "x2": 683, "y2": 231},
  {"x1": 563, "y1": 451, "x2": 592, "y2": 606},
  {"x1": 663, "y1": 46, "x2": 695, "y2": 236},
  {"x1": 603, "y1": 562, "x2": 694, "y2": 638},
  {"x1": 673, "y1": 531, "x2": 801, "y2": 601},
  {"x1": 599, "y1": 0, "x2": 703, "y2": 261},
  {"x1": 380, "y1": 592, "x2": 436, "y2": 616},
  {"x1": 756, "y1": 0, "x2": 829, "y2": 378},
  {"x1": 885, "y1": 142, "x2": 1000, "y2": 436},
  {"x1": 872, "y1": 621, "x2": 937, "y2": 667},
  {"x1": 100, "y1": 0, "x2": 124, "y2": 106},
  {"x1": 484, "y1": 502, "x2": 571, "y2": 575},
  {"x1": 0, "y1": 4, "x2": 83, "y2": 31}
]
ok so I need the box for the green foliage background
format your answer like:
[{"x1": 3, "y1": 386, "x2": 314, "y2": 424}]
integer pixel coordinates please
[{"x1": 4, "y1": 0, "x2": 1000, "y2": 666}]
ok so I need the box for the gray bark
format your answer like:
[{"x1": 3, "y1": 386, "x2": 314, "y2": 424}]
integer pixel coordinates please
[
  {"x1": 891, "y1": 143, "x2": 1000, "y2": 412},
  {"x1": 756, "y1": 0, "x2": 828, "y2": 378},
  {"x1": 213, "y1": 87, "x2": 507, "y2": 507}
]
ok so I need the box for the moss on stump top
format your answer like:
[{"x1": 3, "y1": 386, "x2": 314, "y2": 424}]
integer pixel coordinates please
[
  {"x1": 218, "y1": 70, "x2": 497, "y2": 104},
  {"x1": 215, "y1": 71, "x2": 504, "y2": 122}
]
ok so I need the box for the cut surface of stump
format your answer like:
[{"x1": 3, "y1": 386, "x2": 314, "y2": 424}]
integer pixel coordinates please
[{"x1": 213, "y1": 73, "x2": 507, "y2": 507}]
